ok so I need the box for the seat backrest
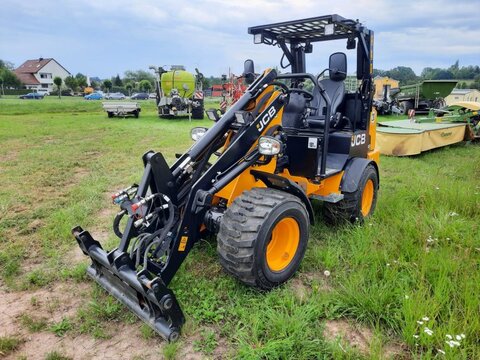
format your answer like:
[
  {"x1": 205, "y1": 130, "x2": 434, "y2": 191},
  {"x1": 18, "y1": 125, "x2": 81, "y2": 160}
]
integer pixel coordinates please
[
  {"x1": 282, "y1": 92, "x2": 307, "y2": 129},
  {"x1": 311, "y1": 52, "x2": 347, "y2": 118}
]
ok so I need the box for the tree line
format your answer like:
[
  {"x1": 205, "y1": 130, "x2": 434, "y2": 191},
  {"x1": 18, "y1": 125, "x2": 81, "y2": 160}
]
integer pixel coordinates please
[
  {"x1": 2, "y1": 59, "x2": 480, "y2": 94},
  {"x1": 374, "y1": 61, "x2": 480, "y2": 89}
]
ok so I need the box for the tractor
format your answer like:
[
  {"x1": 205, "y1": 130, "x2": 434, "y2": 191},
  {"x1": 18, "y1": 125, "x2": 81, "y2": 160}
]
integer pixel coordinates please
[{"x1": 73, "y1": 14, "x2": 379, "y2": 341}]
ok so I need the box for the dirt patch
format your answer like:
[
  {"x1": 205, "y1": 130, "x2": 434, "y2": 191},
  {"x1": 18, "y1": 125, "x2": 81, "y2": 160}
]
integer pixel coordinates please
[
  {"x1": 0, "y1": 282, "x2": 90, "y2": 337},
  {"x1": 300, "y1": 271, "x2": 333, "y2": 291},
  {"x1": 6, "y1": 324, "x2": 165, "y2": 360},
  {"x1": 177, "y1": 338, "x2": 204, "y2": 360},
  {"x1": 27, "y1": 218, "x2": 44, "y2": 232},
  {"x1": 0, "y1": 281, "x2": 169, "y2": 360},
  {"x1": 323, "y1": 319, "x2": 372, "y2": 354},
  {"x1": 0, "y1": 149, "x2": 19, "y2": 163},
  {"x1": 177, "y1": 327, "x2": 229, "y2": 360},
  {"x1": 323, "y1": 319, "x2": 407, "y2": 359},
  {"x1": 213, "y1": 336, "x2": 230, "y2": 359},
  {"x1": 289, "y1": 277, "x2": 310, "y2": 303}
]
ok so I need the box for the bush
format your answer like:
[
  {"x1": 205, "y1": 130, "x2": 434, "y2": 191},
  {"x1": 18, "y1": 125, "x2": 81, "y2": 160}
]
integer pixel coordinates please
[{"x1": 3, "y1": 89, "x2": 30, "y2": 95}]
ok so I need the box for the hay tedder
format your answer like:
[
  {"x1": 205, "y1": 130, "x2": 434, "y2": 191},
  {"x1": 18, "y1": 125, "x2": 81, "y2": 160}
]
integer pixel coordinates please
[{"x1": 73, "y1": 15, "x2": 379, "y2": 341}]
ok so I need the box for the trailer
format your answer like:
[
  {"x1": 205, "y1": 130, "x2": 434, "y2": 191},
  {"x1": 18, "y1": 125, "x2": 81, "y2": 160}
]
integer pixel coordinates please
[
  {"x1": 102, "y1": 102, "x2": 141, "y2": 118},
  {"x1": 393, "y1": 80, "x2": 457, "y2": 114}
]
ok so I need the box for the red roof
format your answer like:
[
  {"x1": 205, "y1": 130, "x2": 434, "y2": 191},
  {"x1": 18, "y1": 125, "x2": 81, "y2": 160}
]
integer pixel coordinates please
[
  {"x1": 15, "y1": 58, "x2": 52, "y2": 74},
  {"x1": 14, "y1": 72, "x2": 40, "y2": 85},
  {"x1": 14, "y1": 58, "x2": 70, "y2": 85}
]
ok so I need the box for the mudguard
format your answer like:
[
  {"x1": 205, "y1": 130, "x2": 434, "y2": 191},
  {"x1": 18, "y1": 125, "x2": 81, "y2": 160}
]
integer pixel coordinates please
[
  {"x1": 340, "y1": 157, "x2": 379, "y2": 193},
  {"x1": 250, "y1": 170, "x2": 315, "y2": 225}
]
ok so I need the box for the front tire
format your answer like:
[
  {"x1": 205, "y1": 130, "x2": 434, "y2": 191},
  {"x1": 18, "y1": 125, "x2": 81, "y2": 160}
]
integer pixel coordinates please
[
  {"x1": 324, "y1": 164, "x2": 378, "y2": 224},
  {"x1": 217, "y1": 188, "x2": 309, "y2": 290}
]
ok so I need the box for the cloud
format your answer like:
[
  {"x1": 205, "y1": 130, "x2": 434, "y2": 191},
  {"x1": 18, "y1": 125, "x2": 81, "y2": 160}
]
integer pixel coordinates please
[{"x1": 0, "y1": 0, "x2": 478, "y2": 77}]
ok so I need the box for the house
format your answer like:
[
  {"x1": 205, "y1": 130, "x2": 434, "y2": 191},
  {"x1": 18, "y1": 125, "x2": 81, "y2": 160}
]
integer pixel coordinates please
[
  {"x1": 374, "y1": 76, "x2": 399, "y2": 100},
  {"x1": 14, "y1": 58, "x2": 70, "y2": 92},
  {"x1": 445, "y1": 89, "x2": 480, "y2": 105}
]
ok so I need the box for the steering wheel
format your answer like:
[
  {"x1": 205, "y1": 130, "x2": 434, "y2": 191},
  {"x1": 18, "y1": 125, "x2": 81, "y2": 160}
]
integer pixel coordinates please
[{"x1": 289, "y1": 88, "x2": 314, "y2": 101}]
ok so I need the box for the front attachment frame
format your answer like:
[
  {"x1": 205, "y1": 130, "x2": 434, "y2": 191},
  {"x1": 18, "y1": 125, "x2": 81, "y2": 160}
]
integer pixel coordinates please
[{"x1": 72, "y1": 226, "x2": 185, "y2": 341}]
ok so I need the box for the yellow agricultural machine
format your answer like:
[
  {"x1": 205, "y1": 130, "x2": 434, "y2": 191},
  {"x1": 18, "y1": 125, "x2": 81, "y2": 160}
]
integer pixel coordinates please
[{"x1": 73, "y1": 14, "x2": 379, "y2": 341}]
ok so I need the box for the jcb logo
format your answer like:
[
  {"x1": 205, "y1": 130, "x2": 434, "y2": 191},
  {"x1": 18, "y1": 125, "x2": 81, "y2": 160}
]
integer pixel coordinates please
[
  {"x1": 257, "y1": 106, "x2": 277, "y2": 132},
  {"x1": 351, "y1": 133, "x2": 366, "y2": 147}
]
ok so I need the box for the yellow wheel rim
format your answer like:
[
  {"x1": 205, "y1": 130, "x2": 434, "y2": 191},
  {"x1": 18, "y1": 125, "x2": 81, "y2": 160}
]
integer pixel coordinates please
[
  {"x1": 266, "y1": 217, "x2": 300, "y2": 272},
  {"x1": 361, "y1": 179, "x2": 374, "y2": 217}
]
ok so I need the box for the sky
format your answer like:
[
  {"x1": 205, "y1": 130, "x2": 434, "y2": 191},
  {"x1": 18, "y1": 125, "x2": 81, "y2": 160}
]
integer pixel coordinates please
[{"x1": 1, "y1": 0, "x2": 479, "y2": 79}]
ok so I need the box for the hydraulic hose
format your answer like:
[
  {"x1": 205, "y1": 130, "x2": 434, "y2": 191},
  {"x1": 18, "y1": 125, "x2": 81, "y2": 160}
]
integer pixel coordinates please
[
  {"x1": 113, "y1": 210, "x2": 127, "y2": 239},
  {"x1": 142, "y1": 196, "x2": 175, "y2": 270}
]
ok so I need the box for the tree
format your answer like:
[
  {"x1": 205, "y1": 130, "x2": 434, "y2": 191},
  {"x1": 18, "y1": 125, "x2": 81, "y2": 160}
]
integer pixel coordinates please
[
  {"x1": 75, "y1": 73, "x2": 88, "y2": 88},
  {"x1": 124, "y1": 69, "x2": 156, "y2": 84},
  {"x1": 0, "y1": 59, "x2": 15, "y2": 70},
  {"x1": 64, "y1": 76, "x2": 78, "y2": 92},
  {"x1": 53, "y1": 76, "x2": 63, "y2": 98},
  {"x1": 0, "y1": 68, "x2": 20, "y2": 88},
  {"x1": 125, "y1": 81, "x2": 134, "y2": 96},
  {"x1": 103, "y1": 79, "x2": 112, "y2": 94},
  {"x1": 113, "y1": 74, "x2": 123, "y2": 87},
  {"x1": 0, "y1": 60, "x2": 21, "y2": 89},
  {"x1": 386, "y1": 66, "x2": 418, "y2": 85},
  {"x1": 138, "y1": 79, "x2": 152, "y2": 92},
  {"x1": 373, "y1": 69, "x2": 387, "y2": 78}
]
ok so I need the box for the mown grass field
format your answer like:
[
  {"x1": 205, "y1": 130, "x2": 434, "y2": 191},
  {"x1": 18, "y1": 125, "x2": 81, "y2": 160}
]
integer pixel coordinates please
[{"x1": 0, "y1": 96, "x2": 479, "y2": 359}]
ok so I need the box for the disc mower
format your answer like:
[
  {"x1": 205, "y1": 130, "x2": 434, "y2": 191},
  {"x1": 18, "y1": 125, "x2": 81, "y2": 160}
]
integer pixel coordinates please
[{"x1": 73, "y1": 14, "x2": 379, "y2": 341}]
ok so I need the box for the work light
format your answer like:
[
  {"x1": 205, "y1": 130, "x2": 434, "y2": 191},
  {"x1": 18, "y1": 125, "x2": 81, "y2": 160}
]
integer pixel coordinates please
[
  {"x1": 206, "y1": 109, "x2": 220, "y2": 121},
  {"x1": 324, "y1": 23, "x2": 335, "y2": 36},
  {"x1": 254, "y1": 33, "x2": 264, "y2": 44},
  {"x1": 190, "y1": 127, "x2": 208, "y2": 141},
  {"x1": 258, "y1": 136, "x2": 282, "y2": 155}
]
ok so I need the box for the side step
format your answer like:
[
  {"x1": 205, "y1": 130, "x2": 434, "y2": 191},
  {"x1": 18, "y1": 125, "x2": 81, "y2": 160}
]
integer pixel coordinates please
[{"x1": 72, "y1": 226, "x2": 185, "y2": 341}]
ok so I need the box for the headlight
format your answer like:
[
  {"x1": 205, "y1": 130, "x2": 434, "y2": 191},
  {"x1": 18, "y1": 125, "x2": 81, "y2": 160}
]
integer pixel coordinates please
[
  {"x1": 258, "y1": 136, "x2": 282, "y2": 156},
  {"x1": 191, "y1": 127, "x2": 208, "y2": 141}
]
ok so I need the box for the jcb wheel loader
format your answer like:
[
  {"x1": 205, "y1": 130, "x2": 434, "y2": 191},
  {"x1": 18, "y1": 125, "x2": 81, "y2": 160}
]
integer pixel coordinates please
[{"x1": 73, "y1": 14, "x2": 379, "y2": 341}]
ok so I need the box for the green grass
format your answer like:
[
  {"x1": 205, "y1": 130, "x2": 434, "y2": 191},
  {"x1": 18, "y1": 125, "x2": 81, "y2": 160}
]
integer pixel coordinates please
[
  {"x1": 20, "y1": 313, "x2": 49, "y2": 332},
  {"x1": 0, "y1": 96, "x2": 479, "y2": 359},
  {"x1": 0, "y1": 336, "x2": 23, "y2": 356},
  {"x1": 44, "y1": 351, "x2": 73, "y2": 360}
]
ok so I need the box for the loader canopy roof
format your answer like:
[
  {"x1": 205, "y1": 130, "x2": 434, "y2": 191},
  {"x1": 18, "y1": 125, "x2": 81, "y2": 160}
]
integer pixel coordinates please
[{"x1": 248, "y1": 14, "x2": 367, "y2": 44}]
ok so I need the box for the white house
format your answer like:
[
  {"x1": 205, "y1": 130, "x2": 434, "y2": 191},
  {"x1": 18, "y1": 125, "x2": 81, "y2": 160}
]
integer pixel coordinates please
[
  {"x1": 14, "y1": 58, "x2": 70, "y2": 92},
  {"x1": 445, "y1": 88, "x2": 480, "y2": 105}
]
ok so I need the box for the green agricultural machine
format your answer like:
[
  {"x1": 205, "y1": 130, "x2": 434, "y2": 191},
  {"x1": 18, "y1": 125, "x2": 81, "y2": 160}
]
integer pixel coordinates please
[
  {"x1": 419, "y1": 101, "x2": 480, "y2": 139},
  {"x1": 151, "y1": 65, "x2": 205, "y2": 119},
  {"x1": 394, "y1": 80, "x2": 457, "y2": 114}
]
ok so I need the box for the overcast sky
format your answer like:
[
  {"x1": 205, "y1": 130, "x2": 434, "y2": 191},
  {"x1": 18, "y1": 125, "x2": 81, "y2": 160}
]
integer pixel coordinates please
[{"x1": 1, "y1": 0, "x2": 479, "y2": 78}]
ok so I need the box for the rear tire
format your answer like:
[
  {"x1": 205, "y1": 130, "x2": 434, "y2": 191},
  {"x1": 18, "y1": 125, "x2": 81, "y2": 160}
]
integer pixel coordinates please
[
  {"x1": 107, "y1": 112, "x2": 114, "y2": 118},
  {"x1": 324, "y1": 164, "x2": 378, "y2": 224},
  {"x1": 191, "y1": 99, "x2": 204, "y2": 120},
  {"x1": 217, "y1": 188, "x2": 309, "y2": 290},
  {"x1": 399, "y1": 101, "x2": 413, "y2": 115}
]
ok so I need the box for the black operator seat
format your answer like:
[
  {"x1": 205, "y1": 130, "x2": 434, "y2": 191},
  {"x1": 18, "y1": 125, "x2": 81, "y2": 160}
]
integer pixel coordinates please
[
  {"x1": 307, "y1": 52, "x2": 347, "y2": 131},
  {"x1": 281, "y1": 92, "x2": 307, "y2": 130}
]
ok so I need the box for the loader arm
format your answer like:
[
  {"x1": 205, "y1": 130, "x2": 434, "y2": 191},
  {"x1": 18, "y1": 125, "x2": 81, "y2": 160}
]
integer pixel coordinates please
[{"x1": 72, "y1": 68, "x2": 285, "y2": 341}]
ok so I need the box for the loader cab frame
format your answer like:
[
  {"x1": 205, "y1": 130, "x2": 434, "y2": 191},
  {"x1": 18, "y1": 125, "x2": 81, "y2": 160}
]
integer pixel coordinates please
[{"x1": 248, "y1": 14, "x2": 377, "y2": 179}]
